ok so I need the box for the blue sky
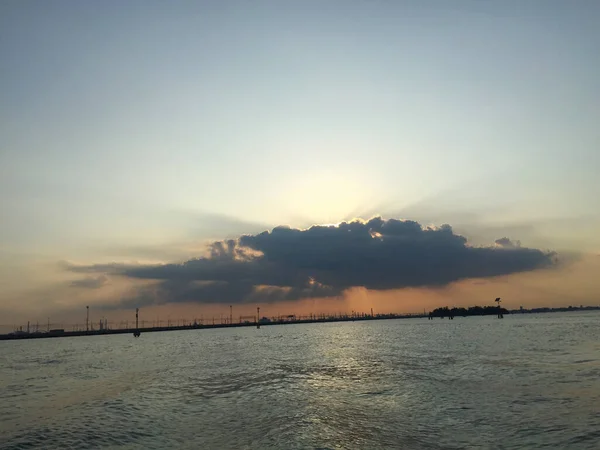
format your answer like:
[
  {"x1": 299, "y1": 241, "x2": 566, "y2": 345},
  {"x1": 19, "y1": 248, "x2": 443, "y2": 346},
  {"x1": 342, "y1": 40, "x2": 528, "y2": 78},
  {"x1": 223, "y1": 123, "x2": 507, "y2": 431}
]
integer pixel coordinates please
[{"x1": 1, "y1": 1, "x2": 599, "y2": 322}]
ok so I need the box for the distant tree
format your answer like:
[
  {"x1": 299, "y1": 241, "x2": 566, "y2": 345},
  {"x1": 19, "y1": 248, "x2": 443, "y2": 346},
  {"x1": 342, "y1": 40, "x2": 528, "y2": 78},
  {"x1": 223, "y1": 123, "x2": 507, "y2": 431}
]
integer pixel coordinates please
[{"x1": 429, "y1": 305, "x2": 509, "y2": 318}]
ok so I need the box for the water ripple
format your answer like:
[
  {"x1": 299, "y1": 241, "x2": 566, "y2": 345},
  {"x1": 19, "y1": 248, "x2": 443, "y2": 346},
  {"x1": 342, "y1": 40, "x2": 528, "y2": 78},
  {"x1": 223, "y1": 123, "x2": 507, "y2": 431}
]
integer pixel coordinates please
[{"x1": 1, "y1": 312, "x2": 599, "y2": 449}]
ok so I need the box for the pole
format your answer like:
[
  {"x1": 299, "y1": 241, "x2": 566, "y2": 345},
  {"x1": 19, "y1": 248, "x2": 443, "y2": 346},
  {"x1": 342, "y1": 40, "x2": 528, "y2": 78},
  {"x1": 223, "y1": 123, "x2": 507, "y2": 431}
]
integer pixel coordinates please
[
  {"x1": 134, "y1": 308, "x2": 141, "y2": 337},
  {"x1": 257, "y1": 307, "x2": 260, "y2": 329},
  {"x1": 86, "y1": 306, "x2": 89, "y2": 332},
  {"x1": 230, "y1": 305, "x2": 232, "y2": 325}
]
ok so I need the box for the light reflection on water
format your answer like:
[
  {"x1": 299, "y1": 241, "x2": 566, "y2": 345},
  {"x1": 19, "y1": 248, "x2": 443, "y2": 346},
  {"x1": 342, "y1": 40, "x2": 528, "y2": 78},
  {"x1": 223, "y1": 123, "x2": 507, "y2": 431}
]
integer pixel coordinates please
[{"x1": 1, "y1": 312, "x2": 599, "y2": 449}]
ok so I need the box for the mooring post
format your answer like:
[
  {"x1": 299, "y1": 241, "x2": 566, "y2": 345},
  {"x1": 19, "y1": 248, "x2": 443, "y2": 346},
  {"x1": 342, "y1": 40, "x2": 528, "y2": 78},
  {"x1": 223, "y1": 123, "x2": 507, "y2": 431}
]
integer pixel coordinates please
[{"x1": 134, "y1": 308, "x2": 141, "y2": 337}]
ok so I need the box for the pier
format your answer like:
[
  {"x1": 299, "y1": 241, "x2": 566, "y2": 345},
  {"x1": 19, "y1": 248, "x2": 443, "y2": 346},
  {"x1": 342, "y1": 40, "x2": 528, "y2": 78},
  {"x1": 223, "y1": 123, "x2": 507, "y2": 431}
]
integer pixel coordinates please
[
  {"x1": 0, "y1": 312, "x2": 424, "y2": 341},
  {"x1": 3, "y1": 304, "x2": 598, "y2": 342}
]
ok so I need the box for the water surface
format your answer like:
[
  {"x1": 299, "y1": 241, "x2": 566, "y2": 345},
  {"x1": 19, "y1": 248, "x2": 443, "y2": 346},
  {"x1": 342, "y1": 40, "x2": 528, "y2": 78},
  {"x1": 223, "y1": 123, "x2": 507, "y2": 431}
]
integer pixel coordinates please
[{"x1": 1, "y1": 312, "x2": 599, "y2": 449}]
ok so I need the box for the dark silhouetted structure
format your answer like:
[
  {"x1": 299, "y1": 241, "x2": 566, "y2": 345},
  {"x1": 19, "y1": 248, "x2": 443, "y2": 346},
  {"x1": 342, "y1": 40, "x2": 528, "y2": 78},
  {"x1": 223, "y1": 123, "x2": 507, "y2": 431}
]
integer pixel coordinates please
[
  {"x1": 495, "y1": 298, "x2": 503, "y2": 319},
  {"x1": 429, "y1": 305, "x2": 509, "y2": 318},
  {"x1": 133, "y1": 308, "x2": 141, "y2": 337}
]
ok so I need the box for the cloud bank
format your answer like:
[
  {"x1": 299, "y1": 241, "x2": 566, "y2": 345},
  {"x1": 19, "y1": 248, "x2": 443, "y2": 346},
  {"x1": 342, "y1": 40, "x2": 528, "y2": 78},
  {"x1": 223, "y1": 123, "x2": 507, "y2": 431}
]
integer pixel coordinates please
[
  {"x1": 64, "y1": 218, "x2": 557, "y2": 307},
  {"x1": 70, "y1": 274, "x2": 109, "y2": 289}
]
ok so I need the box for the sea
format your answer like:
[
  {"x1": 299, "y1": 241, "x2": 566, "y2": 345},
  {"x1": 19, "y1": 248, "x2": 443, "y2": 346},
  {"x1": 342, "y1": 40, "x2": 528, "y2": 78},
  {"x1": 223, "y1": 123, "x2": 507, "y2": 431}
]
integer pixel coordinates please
[{"x1": 1, "y1": 312, "x2": 599, "y2": 449}]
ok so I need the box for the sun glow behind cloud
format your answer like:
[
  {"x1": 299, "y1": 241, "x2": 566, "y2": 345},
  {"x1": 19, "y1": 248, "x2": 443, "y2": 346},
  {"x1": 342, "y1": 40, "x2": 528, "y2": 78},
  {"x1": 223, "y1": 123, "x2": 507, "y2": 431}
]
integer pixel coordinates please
[{"x1": 277, "y1": 169, "x2": 377, "y2": 225}]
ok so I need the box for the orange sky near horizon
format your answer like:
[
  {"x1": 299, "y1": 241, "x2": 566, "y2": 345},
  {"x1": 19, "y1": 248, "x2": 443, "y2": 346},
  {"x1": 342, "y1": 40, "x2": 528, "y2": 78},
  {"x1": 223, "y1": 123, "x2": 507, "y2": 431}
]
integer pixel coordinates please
[{"x1": 2, "y1": 254, "x2": 597, "y2": 334}]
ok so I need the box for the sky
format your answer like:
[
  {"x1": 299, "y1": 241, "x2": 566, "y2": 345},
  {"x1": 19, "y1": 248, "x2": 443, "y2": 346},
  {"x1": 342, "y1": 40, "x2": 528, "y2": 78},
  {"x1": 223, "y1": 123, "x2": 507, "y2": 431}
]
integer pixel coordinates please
[{"x1": 1, "y1": 1, "x2": 599, "y2": 330}]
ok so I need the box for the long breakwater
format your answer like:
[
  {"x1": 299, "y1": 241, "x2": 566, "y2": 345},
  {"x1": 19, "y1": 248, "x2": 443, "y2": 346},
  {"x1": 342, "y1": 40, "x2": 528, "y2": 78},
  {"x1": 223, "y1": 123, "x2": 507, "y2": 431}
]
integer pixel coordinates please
[{"x1": 0, "y1": 313, "x2": 421, "y2": 341}]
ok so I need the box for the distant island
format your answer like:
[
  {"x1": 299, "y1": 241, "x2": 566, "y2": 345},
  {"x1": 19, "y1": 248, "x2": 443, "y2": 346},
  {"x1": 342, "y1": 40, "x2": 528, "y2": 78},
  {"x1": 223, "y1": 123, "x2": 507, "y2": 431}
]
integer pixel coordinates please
[
  {"x1": 430, "y1": 304, "x2": 600, "y2": 319},
  {"x1": 429, "y1": 305, "x2": 509, "y2": 318}
]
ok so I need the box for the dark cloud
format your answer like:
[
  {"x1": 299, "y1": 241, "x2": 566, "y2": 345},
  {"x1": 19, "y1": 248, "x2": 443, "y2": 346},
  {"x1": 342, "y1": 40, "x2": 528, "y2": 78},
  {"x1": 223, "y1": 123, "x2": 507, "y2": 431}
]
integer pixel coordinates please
[
  {"x1": 70, "y1": 274, "x2": 108, "y2": 289},
  {"x1": 60, "y1": 261, "x2": 140, "y2": 274},
  {"x1": 63, "y1": 217, "x2": 557, "y2": 307},
  {"x1": 115, "y1": 279, "x2": 338, "y2": 310},
  {"x1": 494, "y1": 237, "x2": 521, "y2": 248}
]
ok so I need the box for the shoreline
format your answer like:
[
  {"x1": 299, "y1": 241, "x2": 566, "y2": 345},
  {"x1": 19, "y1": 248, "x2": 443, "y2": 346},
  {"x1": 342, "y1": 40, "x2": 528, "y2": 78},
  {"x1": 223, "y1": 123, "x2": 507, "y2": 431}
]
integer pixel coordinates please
[
  {"x1": 2, "y1": 306, "x2": 599, "y2": 341},
  {"x1": 1, "y1": 314, "x2": 419, "y2": 341}
]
